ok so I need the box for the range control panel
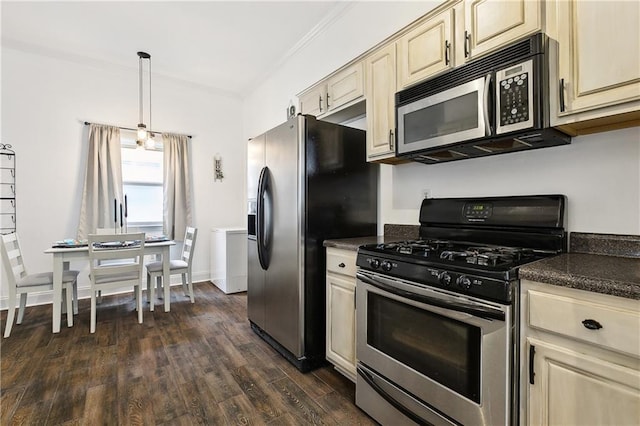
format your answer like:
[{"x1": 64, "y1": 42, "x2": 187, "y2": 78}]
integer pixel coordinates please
[{"x1": 356, "y1": 252, "x2": 515, "y2": 304}]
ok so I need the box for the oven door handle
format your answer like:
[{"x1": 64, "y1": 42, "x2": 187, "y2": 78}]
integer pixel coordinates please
[
  {"x1": 358, "y1": 364, "x2": 433, "y2": 426},
  {"x1": 357, "y1": 271, "x2": 505, "y2": 321}
]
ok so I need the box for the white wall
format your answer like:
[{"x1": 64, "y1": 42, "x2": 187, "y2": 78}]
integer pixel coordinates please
[
  {"x1": 1, "y1": 47, "x2": 246, "y2": 307},
  {"x1": 243, "y1": 2, "x2": 640, "y2": 237}
]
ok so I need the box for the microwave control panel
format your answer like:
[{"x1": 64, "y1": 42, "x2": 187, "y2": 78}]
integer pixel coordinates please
[{"x1": 496, "y1": 59, "x2": 534, "y2": 134}]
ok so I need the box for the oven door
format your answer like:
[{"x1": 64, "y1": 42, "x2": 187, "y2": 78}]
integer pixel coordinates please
[
  {"x1": 396, "y1": 75, "x2": 491, "y2": 155},
  {"x1": 356, "y1": 269, "x2": 514, "y2": 426}
]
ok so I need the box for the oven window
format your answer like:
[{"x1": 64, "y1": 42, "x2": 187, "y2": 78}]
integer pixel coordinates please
[
  {"x1": 367, "y1": 292, "x2": 481, "y2": 403},
  {"x1": 404, "y1": 92, "x2": 479, "y2": 144}
]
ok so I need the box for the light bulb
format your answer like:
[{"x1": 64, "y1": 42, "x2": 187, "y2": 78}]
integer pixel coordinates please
[
  {"x1": 137, "y1": 123, "x2": 147, "y2": 141},
  {"x1": 145, "y1": 135, "x2": 155, "y2": 150}
]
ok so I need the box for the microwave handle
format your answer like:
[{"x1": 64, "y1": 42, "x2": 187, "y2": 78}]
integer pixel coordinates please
[{"x1": 483, "y1": 73, "x2": 493, "y2": 136}]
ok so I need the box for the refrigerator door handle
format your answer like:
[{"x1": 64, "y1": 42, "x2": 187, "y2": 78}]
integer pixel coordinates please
[{"x1": 256, "y1": 166, "x2": 271, "y2": 270}]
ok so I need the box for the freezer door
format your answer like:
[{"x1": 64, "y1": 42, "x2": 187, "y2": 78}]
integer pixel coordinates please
[
  {"x1": 247, "y1": 135, "x2": 266, "y2": 327},
  {"x1": 263, "y1": 118, "x2": 303, "y2": 357}
]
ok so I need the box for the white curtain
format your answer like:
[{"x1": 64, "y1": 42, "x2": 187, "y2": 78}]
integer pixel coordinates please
[
  {"x1": 163, "y1": 133, "x2": 192, "y2": 240},
  {"x1": 77, "y1": 124, "x2": 123, "y2": 240}
]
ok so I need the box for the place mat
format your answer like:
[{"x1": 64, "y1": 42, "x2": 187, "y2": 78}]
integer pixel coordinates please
[
  {"x1": 146, "y1": 235, "x2": 170, "y2": 243},
  {"x1": 93, "y1": 240, "x2": 141, "y2": 249},
  {"x1": 52, "y1": 239, "x2": 88, "y2": 248}
]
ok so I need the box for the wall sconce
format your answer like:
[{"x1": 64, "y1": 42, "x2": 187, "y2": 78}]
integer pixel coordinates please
[{"x1": 214, "y1": 153, "x2": 224, "y2": 181}]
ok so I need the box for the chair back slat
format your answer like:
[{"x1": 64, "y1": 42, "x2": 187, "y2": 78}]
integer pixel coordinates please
[
  {"x1": 181, "y1": 227, "x2": 198, "y2": 263},
  {"x1": 1, "y1": 233, "x2": 27, "y2": 285},
  {"x1": 88, "y1": 233, "x2": 145, "y2": 284}
]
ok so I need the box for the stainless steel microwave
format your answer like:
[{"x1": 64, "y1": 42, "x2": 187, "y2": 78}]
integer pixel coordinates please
[{"x1": 395, "y1": 33, "x2": 571, "y2": 164}]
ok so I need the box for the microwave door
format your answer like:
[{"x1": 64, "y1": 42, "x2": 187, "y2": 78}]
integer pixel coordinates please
[{"x1": 397, "y1": 75, "x2": 489, "y2": 155}]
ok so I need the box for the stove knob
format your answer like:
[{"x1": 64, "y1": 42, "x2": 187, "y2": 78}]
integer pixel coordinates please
[
  {"x1": 457, "y1": 276, "x2": 472, "y2": 290},
  {"x1": 370, "y1": 259, "x2": 380, "y2": 269},
  {"x1": 381, "y1": 261, "x2": 392, "y2": 272},
  {"x1": 438, "y1": 272, "x2": 452, "y2": 287}
]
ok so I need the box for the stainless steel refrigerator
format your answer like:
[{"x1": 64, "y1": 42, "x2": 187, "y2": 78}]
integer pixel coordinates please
[{"x1": 247, "y1": 114, "x2": 378, "y2": 372}]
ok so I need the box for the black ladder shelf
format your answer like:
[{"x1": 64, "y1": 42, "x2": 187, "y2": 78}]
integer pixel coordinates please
[{"x1": 1, "y1": 143, "x2": 16, "y2": 235}]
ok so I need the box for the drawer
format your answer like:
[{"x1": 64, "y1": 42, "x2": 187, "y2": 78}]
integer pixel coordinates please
[
  {"x1": 326, "y1": 248, "x2": 357, "y2": 277},
  {"x1": 528, "y1": 289, "x2": 640, "y2": 357}
]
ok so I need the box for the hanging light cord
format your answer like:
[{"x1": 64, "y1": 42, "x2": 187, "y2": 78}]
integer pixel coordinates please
[
  {"x1": 148, "y1": 55, "x2": 152, "y2": 135},
  {"x1": 139, "y1": 54, "x2": 144, "y2": 125}
]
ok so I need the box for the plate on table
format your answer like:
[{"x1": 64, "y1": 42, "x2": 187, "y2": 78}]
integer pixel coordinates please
[
  {"x1": 93, "y1": 240, "x2": 141, "y2": 249},
  {"x1": 145, "y1": 235, "x2": 170, "y2": 243},
  {"x1": 52, "y1": 239, "x2": 88, "y2": 248}
]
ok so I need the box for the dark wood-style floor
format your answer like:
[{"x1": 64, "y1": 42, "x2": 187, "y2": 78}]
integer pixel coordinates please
[{"x1": 1, "y1": 282, "x2": 377, "y2": 425}]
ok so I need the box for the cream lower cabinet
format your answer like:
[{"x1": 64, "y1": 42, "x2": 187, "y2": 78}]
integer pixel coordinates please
[
  {"x1": 547, "y1": 0, "x2": 640, "y2": 133},
  {"x1": 325, "y1": 247, "x2": 357, "y2": 382},
  {"x1": 521, "y1": 280, "x2": 640, "y2": 425}
]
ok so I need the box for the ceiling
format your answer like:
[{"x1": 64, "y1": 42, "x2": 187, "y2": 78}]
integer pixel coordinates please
[{"x1": 1, "y1": 1, "x2": 346, "y2": 97}]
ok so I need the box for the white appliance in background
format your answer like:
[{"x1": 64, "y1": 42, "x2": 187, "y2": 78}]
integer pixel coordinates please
[{"x1": 210, "y1": 227, "x2": 247, "y2": 294}]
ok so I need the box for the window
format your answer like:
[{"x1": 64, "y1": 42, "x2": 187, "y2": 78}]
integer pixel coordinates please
[{"x1": 121, "y1": 131, "x2": 163, "y2": 233}]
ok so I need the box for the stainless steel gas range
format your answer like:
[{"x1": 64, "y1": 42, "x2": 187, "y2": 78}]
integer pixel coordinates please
[{"x1": 355, "y1": 195, "x2": 566, "y2": 426}]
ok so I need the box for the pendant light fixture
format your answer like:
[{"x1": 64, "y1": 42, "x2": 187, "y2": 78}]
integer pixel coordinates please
[{"x1": 136, "y1": 51, "x2": 155, "y2": 149}]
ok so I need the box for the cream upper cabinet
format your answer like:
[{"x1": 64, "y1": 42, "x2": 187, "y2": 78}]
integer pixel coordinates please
[
  {"x1": 299, "y1": 83, "x2": 327, "y2": 117},
  {"x1": 463, "y1": 0, "x2": 542, "y2": 61},
  {"x1": 548, "y1": 0, "x2": 640, "y2": 130},
  {"x1": 521, "y1": 280, "x2": 640, "y2": 425},
  {"x1": 327, "y1": 62, "x2": 364, "y2": 113},
  {"x1": 325, "y1": 247, "x2": 357, "y2": 382},
  {"x1": 298, "y1": 62, "x2": 364, "y2": 119},
  {"x1": 366, "y1": 43, "x2": 397, "y2": 161},
  {"x1": 397, "y1": 8, "x2": 454, "y2": 90}
]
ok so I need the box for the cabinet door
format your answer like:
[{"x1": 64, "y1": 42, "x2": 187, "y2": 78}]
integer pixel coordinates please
[
  {"x1": 396, "y1": 8, "x2": 454, "y2": 90},
  {"x1": 553, "y1": 0, "x2": 640, "y2": 121},
  {"x1": 327, "y1": 62, "x2": 364, "y2": 113},
  {"x1": 527, "y1": 338, "x2": 640, "y2": 426},
  {"x1": 299, "y1": 83, "x2": 327, "y2": 117},
  {"x1": 326, "y1": 272, "x2": 356, "y2": 381},
  {"x1": 366, "y1": 44, "x2": 396, "y2": 161},
  {"x1": 463, "y1": 0, "x2": 541, "y2": 60}
]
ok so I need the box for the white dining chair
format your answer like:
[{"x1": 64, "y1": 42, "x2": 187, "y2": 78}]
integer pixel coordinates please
[
  {"x1": 1, "y1": 232, "x2": 79, "y2": 338},
  {"x1": 146, "y1": 227, "x2": 198, "y2": 311},
  {"x1": 87, "y1": 232, "x2": 145, "y2": 333}
]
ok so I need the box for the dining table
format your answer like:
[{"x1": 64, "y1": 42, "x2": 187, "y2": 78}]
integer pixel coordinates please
[{"x1": 44, "y1": 239, "x2": 175, "y2": 333}]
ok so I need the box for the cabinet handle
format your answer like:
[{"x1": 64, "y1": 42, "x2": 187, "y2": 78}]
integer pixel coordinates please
[
  {"x1": 559, "y1": 78, "x2": 566, "y2": 113},
  {"x1": 319, "y1": 95, "x2": 323, "y2": 113},
  {"x1": 529, "y1": 344, "x2": 536, "y2": 385},
  {"x1": 445, "y1": 40, "x2": 451, "y2": 65},
  {"x1": 338, "y1": 262, "x2": 345, "y2": 268},
  {"x1": 388, "y1": 130, "x2": 394, "y2": 151},
  {"x1": 464, "y1": 31, "x2": 471, "y2": 58},
  {"x1": 326, "y1": 93, "x2": 330, "y2": 110},
  {"x1": 582, "y1": 319, "x2": 603, "y2": 330}
]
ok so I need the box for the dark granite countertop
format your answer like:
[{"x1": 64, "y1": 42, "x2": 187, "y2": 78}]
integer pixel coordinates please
[
  {"x1": 323, "y1": 224, "x2": 419, "y2": 251},
  {"x1": 323, "y1": 235, "x2": 400, "y2": 251},
  {"x1": 520, "y1": 240, "x2": 640, "y2": 300}
]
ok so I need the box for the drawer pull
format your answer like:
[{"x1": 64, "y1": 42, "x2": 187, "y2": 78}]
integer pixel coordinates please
[
  {"x1": 582, "y1": 319, "x2": 603, "y2": 330},
  {"x1": 338, "y1": 262, "x2": 346, "y2": 268}
]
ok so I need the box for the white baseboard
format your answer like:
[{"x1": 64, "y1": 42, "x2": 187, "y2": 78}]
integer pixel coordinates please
[{"x1": 1, "y1": 271, "x2": 212, "y2": 311}]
